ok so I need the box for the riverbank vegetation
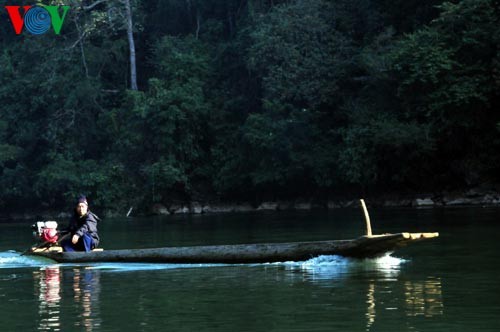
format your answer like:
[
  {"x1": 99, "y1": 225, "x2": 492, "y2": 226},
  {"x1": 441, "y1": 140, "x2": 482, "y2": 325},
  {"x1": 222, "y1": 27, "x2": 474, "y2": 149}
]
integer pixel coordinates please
[{"x1": 0, "y1": 0, "x2": 499, "y2": 213}]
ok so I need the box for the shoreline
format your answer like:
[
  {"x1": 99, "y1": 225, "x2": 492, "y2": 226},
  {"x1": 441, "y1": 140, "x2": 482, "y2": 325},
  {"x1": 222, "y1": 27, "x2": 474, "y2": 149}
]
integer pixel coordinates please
[
  {"x1": 147, "y1": 190, "x2": 500, "y2": 217},
  {"x1": 3, "y1": 189, "x2": 500, "y2": 220}
]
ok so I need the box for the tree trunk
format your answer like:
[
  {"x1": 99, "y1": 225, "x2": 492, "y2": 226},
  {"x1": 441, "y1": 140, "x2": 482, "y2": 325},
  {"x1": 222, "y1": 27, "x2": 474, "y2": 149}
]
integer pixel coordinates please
[
  {"x1": 195, "y1": 10, "x2": 201, "y2": 39},
  {"x1": 123, "y1": 0, "x2": 138, "y2": 90},
  {"x1": 73, "y1": 19, "x2": 89, "y2": 78}
]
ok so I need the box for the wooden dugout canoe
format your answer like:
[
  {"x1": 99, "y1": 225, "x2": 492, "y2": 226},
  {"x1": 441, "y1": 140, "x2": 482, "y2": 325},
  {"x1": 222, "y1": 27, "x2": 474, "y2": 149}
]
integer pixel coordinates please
[{"x1": 28, "y1": 232, "x2": 439, "y2": 264}]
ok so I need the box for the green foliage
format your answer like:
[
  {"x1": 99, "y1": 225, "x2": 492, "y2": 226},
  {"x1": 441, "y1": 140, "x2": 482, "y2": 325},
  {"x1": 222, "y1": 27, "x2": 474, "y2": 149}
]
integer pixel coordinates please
[
  {"x1": 34, "y1": 154, "x2": 136, "y2": 209},
  {"x1": 337, "y1": 103, "x2": 434, "y2": 186},
  {"x1": 144, "y1": 157, "x2": 188, "y2": 202},
  {"x1": 0, "y1": 121, "x2": 20, "y2": 167},
  {"x1": 247, "y1": 0, "x2": 351, "y2": 110},
  {"x1": 389, "y1": 0, "x2": 500, "y2": 185},
  {"x1": 116, "y1": 35, "x2": 213, "y2": 202},
  {"x1": 0, "y1": 0, "x2": 499, "y2": 212}
]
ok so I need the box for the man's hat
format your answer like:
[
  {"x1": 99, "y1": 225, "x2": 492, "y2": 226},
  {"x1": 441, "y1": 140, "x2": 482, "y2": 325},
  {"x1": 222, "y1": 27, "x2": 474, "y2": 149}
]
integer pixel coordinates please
[{"x1": 77, "y1": 195, "x2": 88, "y2": 206}]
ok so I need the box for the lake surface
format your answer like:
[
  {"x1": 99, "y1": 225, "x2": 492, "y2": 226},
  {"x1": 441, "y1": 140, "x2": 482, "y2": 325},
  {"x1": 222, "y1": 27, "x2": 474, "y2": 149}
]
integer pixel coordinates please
[{"x1": 1, "y1": 207, "x2": 499, "y2": 332}]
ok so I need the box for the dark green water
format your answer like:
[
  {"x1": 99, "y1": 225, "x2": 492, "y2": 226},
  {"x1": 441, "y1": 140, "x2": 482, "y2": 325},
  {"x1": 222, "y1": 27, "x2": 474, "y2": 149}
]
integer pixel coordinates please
[{"x1": 1, "y1": 208, "x2": 499, "y2": 332}]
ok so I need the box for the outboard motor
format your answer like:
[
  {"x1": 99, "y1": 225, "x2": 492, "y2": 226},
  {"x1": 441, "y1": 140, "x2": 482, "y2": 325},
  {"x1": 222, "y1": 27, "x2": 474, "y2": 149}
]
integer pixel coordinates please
[{"x1": 33, "y1": 221, "x2": 59, "y2": 244}]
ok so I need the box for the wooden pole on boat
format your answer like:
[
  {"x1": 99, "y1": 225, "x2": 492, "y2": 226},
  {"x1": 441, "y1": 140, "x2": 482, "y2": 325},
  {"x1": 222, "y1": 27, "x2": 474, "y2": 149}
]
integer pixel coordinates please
[{"x1": 360, "y1": 199, "x2": 373, "y2": 237}]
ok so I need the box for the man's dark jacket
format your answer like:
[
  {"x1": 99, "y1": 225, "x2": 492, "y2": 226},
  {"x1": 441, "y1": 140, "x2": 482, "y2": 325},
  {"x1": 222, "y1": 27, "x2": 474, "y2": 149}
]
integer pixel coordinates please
[{"x1": 67, "y1": 211, "x2": 100, "y2": 247}]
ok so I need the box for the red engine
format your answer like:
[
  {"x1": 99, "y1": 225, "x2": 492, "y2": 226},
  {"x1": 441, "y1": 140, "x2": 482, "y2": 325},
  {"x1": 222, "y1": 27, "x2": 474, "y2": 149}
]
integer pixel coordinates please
[{"x1": 34, "y1": 221, "x2": 59, "y2": 244}]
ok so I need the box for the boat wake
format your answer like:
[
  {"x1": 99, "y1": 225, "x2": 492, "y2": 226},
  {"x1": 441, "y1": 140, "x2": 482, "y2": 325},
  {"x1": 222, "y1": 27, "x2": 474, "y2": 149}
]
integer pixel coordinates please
[
  {"x1": 0, "y1": 250, "x2": 231, "y2": 271},
  {"x1": 279, "y1": 254, "x2": 407, "y2": 281},
  {"x1": 0, "y1": 250, "x2": 53, "y2": 269},
  {"x1": 82, "y1": 262, "x2": 230, "y2": 272},
  {"x1": 0, "y1": 250, "x2": 406, "y2": 277}
]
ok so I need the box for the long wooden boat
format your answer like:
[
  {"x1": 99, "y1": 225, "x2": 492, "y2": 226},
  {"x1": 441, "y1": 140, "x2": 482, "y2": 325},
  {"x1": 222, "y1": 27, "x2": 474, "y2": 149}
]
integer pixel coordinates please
[{"x1": 28, "y1": 232, "x2": 438, "y2": 264}]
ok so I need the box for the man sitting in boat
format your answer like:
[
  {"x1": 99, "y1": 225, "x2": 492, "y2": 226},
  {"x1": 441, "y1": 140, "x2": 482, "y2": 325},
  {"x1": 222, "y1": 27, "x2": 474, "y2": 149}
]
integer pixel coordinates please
[{"x1": 61, "y1": 195, "x2": 100, "y2": 252}]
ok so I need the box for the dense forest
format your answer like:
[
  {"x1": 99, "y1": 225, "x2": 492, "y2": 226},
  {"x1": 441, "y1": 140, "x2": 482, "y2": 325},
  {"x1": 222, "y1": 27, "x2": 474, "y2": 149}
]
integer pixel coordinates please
[{"x1": 0, "y1": 0, "x2": 499, "y2": 213}]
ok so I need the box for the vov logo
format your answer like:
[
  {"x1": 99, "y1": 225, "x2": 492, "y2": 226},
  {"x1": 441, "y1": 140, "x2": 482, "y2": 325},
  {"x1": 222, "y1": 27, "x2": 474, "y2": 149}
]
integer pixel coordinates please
[{"x1": 5, "y1": 5, "x2": 70, "y2": 35}]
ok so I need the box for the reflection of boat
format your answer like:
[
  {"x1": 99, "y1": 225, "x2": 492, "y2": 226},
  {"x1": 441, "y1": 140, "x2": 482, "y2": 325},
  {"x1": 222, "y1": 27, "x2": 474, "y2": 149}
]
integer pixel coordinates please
[
  {"x1": 27, "y1": 232, "x2": 438, "y2": 264},
  {"x1": 405, "y1": 277, "x2": 444, "y2": 317},
  {"x1": 364, "y1": 277, "x2": 444, "y2": 331},
  {"x1": 71, "y1": 268, "x2": 101, "y2": 332},
  {"x1": 33, "y1": 266, "x2": 61, "y2": 331}
]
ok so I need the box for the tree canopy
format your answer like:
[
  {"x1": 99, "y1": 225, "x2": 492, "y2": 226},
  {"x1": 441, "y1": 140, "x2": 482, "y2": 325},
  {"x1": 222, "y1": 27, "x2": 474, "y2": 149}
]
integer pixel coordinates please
[{"x1": 0, "y1": 0, "x2": 498, "y2": 212}]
